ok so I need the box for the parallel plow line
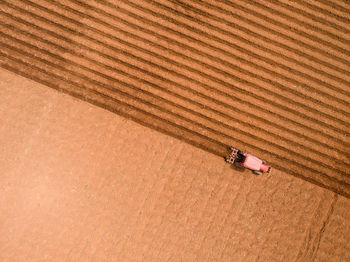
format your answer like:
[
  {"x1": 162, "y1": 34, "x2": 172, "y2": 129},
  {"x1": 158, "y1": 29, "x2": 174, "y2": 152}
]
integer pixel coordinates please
[{"x1": 0, "y1": 0, "x2": 349, "y2": 197}]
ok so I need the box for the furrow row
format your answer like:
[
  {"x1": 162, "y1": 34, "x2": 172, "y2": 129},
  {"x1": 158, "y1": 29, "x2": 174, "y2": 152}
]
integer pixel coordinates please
[
  {"x1": 1, "y1": 0, "x2": 349, "y2": 197},
  {"x1": 2, "y1": 1, "x2": 349, "y2": 140},
  {"x1": 113, "y1": 0, "x2": 350, "y2": 110},
  {"x1": 1, "y1": 31, "x2": 349, "y2": 176},
  {"x1": 296, "y1": 0, "x2": 350, "y2": 20},
  {"x1": 242, "y1": 0, "x2": 350, "y2": 35},
  {"x1": 1, "y1": 8, "x2": 349, "y2": 154},
  {"x1": 278, "y1": 0, "x2": 350, "y2": 31},
  {"x1": 236, "y1": 0, "x2": 350, "y2": 42},
  {"x1": 162, "y1": 0, "x2": 350, "y2": 91},
  {"x1": 2, "y1": 21, "x2": 348, "y2": 162},
  {"x1": 177, "y1": 0, "x2": 350, "y2": 89},
  {"x1": 314, "y1": 0, "x2": 350, "y2": 13},
  {"x1": 1, "y1": 49, "x2": 350, "y2": 198},
  {"x1": 128, "y1": 0, "x2": 350, "y2": 104},
  {"x1": 198, "y1": 0, "x2": 350, "y2": 66}
]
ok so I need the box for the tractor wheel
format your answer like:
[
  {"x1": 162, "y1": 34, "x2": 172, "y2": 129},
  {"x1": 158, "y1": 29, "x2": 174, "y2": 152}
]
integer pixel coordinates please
[
  {"x1": 234, "y1": 161, "x2": 245, "y2": 169},
  {"x1": 253, "y1": 170, "x2": 263, "y2": 175}
]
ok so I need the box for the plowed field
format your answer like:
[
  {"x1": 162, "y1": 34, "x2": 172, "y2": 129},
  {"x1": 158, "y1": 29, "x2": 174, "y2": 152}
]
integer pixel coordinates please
[{"x1": 0, "y1": 0, "x2": 349, "y2": 197}]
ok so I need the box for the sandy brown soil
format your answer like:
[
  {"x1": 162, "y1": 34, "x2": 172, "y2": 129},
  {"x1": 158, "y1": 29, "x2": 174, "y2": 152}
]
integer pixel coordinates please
[
  {"x1": 1, "y1": 70, "x2": 349, "y2": 261},
  {"x1": 0, "y1": 1, "x2": 349, "y2": 194}
]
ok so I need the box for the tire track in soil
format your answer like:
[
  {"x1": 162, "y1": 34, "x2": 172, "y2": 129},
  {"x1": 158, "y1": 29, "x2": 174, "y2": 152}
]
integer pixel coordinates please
[{"x1": 0, "y1": 0, "x2": 349, "y2": 197}]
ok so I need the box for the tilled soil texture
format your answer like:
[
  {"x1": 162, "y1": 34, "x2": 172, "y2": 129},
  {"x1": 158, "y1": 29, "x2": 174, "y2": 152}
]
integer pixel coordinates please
[
  {"x1": 1, "y1": 70, "x2": 350, "y2": 261},
  {"x1": 0, "y1": 0, "x2": 349, "y2": 197}
]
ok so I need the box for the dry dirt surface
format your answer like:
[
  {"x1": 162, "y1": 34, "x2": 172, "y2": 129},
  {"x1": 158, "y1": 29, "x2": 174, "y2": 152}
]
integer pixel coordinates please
[
  {"x1": 1, "y1": 69, "x2": 350, "y2": 261},
  {"x1": 0, "y1": 0, "x2": 349, "y2": 197}
]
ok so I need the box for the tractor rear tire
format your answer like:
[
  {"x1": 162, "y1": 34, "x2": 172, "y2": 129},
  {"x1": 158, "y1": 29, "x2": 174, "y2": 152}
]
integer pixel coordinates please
[{"x1": 234, "y1": 161, "x2": 245, "y2": 169}]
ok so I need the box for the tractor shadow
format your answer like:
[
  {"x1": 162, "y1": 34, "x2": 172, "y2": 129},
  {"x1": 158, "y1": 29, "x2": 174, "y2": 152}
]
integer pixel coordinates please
[{"x1": 226, "y1": 160, "x2": 246, "y2": 173}]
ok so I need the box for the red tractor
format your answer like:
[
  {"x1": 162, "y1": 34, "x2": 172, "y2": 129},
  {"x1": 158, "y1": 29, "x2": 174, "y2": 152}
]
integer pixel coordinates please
[{"x1": 225, "y1": 147, "x2": 272, "y2": 175}]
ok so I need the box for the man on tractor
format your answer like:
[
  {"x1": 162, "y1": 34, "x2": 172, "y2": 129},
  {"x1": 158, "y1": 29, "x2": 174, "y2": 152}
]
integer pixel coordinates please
[{"x1": 225, "y1": 147, "x2": 272, "y2": 175}]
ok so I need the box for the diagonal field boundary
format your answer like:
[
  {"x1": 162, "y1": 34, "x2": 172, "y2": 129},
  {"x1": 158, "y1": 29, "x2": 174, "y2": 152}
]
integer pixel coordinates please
[{"x1": 0, "y1": 0, "x2": 349, "y2": 197}]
